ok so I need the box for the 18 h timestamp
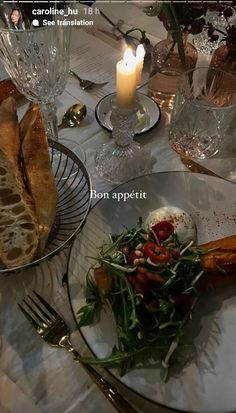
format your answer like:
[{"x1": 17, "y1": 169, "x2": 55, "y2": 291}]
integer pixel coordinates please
[{"x1": 83, "y1": 7, "x2": 100, "y2": 15}]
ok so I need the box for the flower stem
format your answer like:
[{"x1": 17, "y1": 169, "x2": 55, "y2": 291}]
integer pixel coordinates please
[
  {"x1": 162, "y1": 3, "x2": 186, "y2": 67},
  {"x1": 204, "y1": 25, "x2": 226, "y2": 37}
]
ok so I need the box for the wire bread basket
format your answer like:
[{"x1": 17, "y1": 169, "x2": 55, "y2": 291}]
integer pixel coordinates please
[{"x1": 1, "y1": 139, "x2": 91, "y2": 275}]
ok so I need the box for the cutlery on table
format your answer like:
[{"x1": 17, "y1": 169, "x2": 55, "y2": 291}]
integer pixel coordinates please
[
  {"x1": 19, "y1": 291, "x2": 138, "y2": 413},
  {"x1": 69, "y1": 70, "x2": 109, "y2": 91},
  {"x1": 58, "y1": 102, "x2": 87, "y2": 129}
]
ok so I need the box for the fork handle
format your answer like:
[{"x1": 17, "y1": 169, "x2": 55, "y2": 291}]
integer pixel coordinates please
[
  {"x1": 66, "y1": 344, "x2": 138, "y2": 413},
  {"x1": 80, "y1": 360, "x2": 138, "y2": 413}
]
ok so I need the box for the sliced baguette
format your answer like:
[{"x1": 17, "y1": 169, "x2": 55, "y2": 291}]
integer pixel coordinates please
[
  {"x1": 0, "y1": 79, "x2": 22, "y2": 104},
  {"x1": 20, "y1": 103, "x2": 58, "y2": 256},
  {"x1": 0, "y1": 97, "x2": 39, "y2": 268}
]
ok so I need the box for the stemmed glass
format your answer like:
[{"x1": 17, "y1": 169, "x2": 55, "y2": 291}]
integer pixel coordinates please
[
  {"x1": 169, "y1": 67, "x2": 236, "y2": 159},
  {"x1": 0, "y1": 25, "x2": 71, "y2": 141}
]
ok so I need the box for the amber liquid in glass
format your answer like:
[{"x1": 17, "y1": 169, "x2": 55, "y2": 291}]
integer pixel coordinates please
[{"x1": 148, "y1": 34, "x2": 197, "y2": 110}]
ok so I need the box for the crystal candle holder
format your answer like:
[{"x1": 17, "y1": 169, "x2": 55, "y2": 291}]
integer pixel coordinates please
[{"x1": 95, "y1": 97, "x2": 152, "y2": 184}]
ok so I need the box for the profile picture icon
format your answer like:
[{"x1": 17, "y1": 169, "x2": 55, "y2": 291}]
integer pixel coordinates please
[{"x1": 10, "y1": 7, "x2": 25, "y2": 30}]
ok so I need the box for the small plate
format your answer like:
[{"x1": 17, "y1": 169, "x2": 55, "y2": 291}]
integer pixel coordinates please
[{"x1": 95, "y1": 92, "x2": 161, "y2": 136}]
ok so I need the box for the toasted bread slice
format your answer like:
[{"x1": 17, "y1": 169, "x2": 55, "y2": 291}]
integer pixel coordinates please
[
  {"x1": 0, "y1": 98, "x2": 39, "y2": 268},
  {"x1": 0, "y1": 79, "x2": 22, "y2": 104},
  {"x1": 197, "y1": 235, "x2": 236, "y2": 290},
  {"x1": 20, "y1": 103, "x2": 58, "y2": 256}
]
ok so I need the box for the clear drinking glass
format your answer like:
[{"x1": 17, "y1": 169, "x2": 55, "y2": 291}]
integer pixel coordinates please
[
  {"x1": 148, "y1": 31, "x2": 198, "y2": 110},
  {"x1": 0, "y1": 25, "x2": 71, "y2": 141},
  {"x1": 169, "y1": 67, "x2": 236, "y2": 159}
]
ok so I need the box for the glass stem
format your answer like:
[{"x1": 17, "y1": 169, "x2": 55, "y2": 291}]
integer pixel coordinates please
[{"x1": 40, "y1": 100, "x2": 58, "y2": 141}]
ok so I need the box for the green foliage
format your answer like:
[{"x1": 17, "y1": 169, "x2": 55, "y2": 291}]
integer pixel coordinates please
[{"x1": 77, "y1": 221, "x2": 206, "y2": 379}]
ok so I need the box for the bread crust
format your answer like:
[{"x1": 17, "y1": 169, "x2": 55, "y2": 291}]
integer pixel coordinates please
[
  {"x1": 20, "y1": 103, "x2": 58, "y2": 256},
  {"x1": 0, "y1": 97, "x2": 20, "y2": 161},
  {"x1": 0, "y1": 98, "x2": 39, "y2": 268},
  {"x1": 0, "y1": 79, "x2": 22, "y2": 104}
]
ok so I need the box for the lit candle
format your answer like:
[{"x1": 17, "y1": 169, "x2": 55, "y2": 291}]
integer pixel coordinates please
[
  {"x1": 116, "y1": 48, "x2": 137, "y2": 108},
  {"x1": 136, "y1": 44, "x2": 145, "y2": 86}
]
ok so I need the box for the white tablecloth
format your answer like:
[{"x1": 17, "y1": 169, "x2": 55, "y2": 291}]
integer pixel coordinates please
[{"x1": 0, "y1": 4, "x2": 235, "y2": 413}]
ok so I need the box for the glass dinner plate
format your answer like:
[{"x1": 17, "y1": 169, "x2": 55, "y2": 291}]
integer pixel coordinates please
[{"x1": 68, "y1": 171, "x2": 236, "y2": 413}]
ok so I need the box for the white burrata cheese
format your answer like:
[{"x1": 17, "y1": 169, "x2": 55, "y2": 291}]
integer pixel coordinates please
[{"x1": 145, "y1": 206, "x2": 197, "y2": 244}]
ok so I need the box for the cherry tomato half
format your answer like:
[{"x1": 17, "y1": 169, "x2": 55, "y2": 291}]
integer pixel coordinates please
[
  {"x1": 143, "y1": 242, "x2": 171, "y2": 263},
  {"x1": 127, "y1": 251, "x2": 137, "y2": 265},
  {"x1": 151, "y1": 221, "x2": 174, "y2": 243}
]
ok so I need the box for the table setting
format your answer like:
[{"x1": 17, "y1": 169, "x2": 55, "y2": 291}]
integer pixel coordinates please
[{"x1": 0, "y1": 2, "x2": 236, "y2": 413}]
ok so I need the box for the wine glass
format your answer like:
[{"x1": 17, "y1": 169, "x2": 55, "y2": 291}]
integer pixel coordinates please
[
  {"x1": 169, "y1": 67, "x2": 236, "y2": 159},
  {"x1": 0, "y1": 25, "x2": 71, "y2": 141}
]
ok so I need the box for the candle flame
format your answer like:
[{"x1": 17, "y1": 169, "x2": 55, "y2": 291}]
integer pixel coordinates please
[
  {"x1": 124, "y1": 48, "x2": 135, "y2": 66},
  {"x1": 136, "y1": 44, "x2": 145, "y2": 60}
]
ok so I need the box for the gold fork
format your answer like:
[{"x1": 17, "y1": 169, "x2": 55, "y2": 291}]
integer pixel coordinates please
[
  {"x1": 69, "y1": 70, "x2": 108, "y2": 91},
  {"x1": 19, "y1": 291, "x2": 137, "y2": 413}
]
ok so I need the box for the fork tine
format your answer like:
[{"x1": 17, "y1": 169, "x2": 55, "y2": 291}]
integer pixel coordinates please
[
  {"x1": 18, "y1": 303, "x2": 41, "y2": 331},
  {"x1": 32, "y1": 290, "x2": 58, "y2": 319},
  {"x1": 28, "y1": 295, "x2": 54, "y2": 325},
  {"x1": 69, "y1": 69, "x2": 80, "y2": 80},
  {"x1": 23, "y1": 299, "x2": 48, "y2": 327}
]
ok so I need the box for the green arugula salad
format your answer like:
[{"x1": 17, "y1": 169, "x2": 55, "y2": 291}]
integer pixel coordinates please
[{"x1": 77, "y1": 207, "x2": 211, "y2": 379}]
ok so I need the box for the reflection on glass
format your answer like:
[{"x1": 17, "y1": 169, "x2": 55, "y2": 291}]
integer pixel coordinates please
[
  {"x1": 169, "y1": 67, "x2": 236, "y2": 159},
  {"x1": 0, "y1": 25, "x2": 71, "y2": 141}
]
